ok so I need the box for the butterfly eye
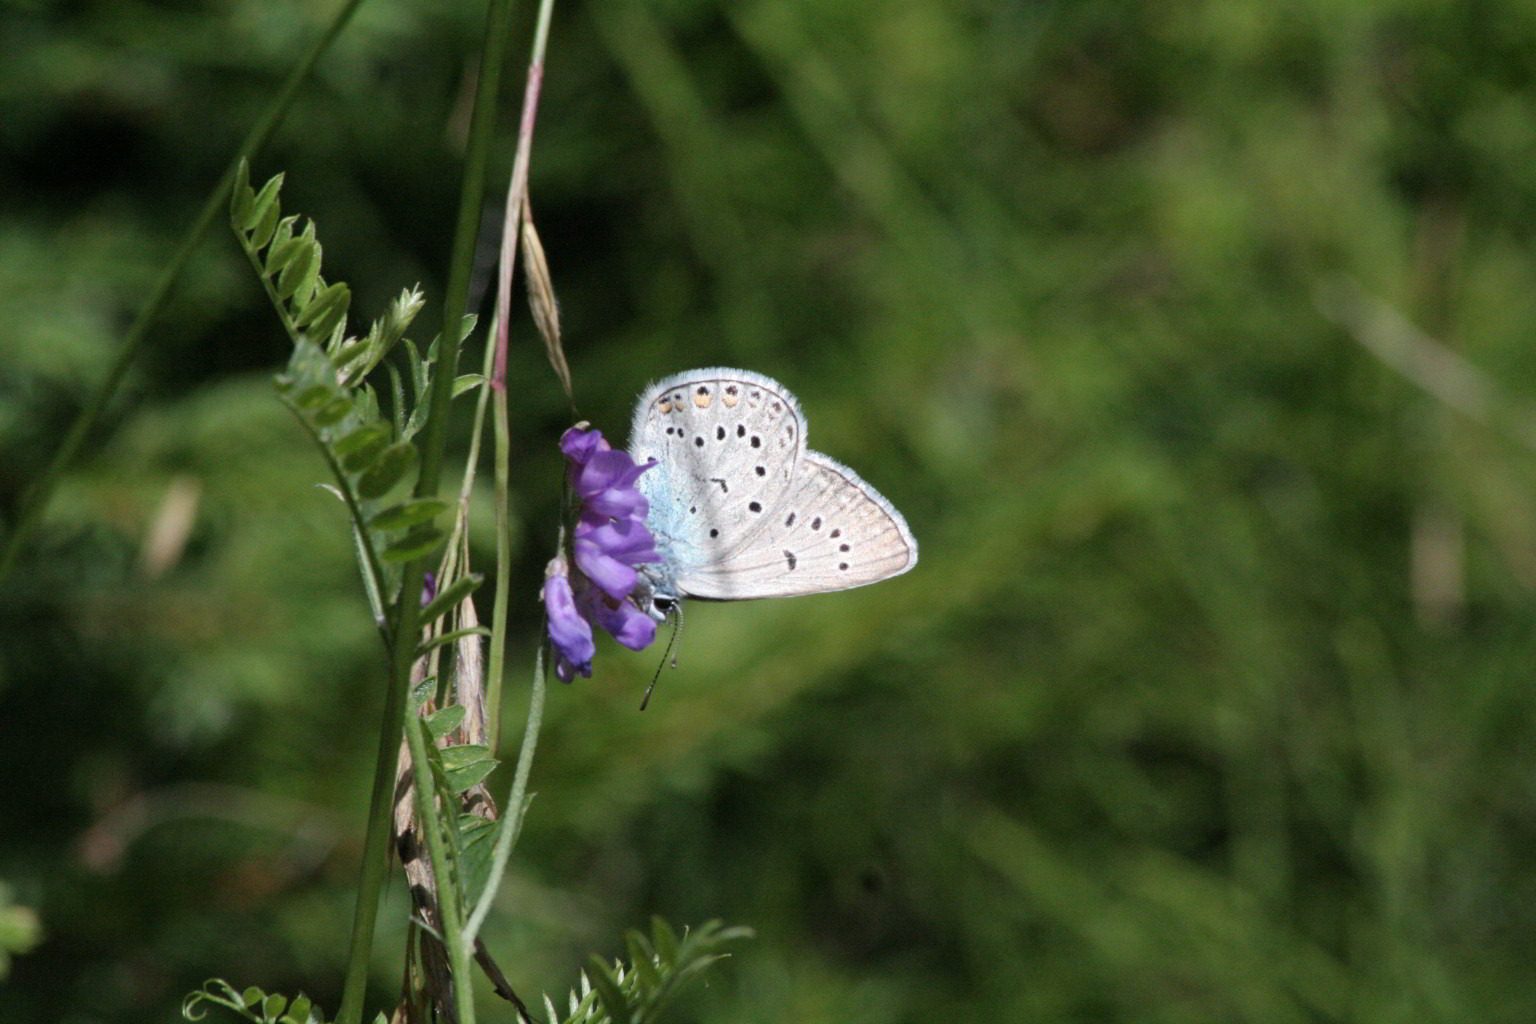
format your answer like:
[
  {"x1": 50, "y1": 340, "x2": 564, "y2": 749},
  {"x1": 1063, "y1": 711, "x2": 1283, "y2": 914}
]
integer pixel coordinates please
[{"x1": 651, "y1": 596, "x2": 677, "y2": 615}]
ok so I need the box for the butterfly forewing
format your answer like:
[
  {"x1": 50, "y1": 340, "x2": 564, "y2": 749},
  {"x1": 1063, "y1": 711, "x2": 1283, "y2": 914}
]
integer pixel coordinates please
[{"x1": 629, "y1": 370, "x2": 803, "y2": 573}]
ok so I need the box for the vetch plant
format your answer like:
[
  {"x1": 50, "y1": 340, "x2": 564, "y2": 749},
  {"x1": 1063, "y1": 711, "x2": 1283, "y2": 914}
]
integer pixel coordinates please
[{"x1": 175, "y1": 1, "x2": 751, "y2": 1022}]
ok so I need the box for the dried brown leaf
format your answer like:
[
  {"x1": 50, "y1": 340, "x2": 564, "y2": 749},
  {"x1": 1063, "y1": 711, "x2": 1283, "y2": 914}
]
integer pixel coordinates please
[{"x1": 521, "y1": 204, "x2": 571, "y2": 402}]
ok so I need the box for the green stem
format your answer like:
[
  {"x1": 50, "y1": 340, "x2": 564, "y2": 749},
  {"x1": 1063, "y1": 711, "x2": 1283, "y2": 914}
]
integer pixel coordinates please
[
  {"x1": 278, "y1": 397, "x2": 391, "y2": 636},
  {"x1": 490, "y1": 0, "x2": 557, "y2": 391},
  {"x1": 486, "y1": 343, "x2": 514, "y2": 747},
  {"x1": 239, "y1": 234, "x2": 303, "y2": 346},
  {"x1": 336, "y1": 0, "x2": 518, "y2": 1020},
  {"x1": 465, "y1": 641, "x2": 545, "y2": 941},
  {"x1": 402, "y1": 710, "x2": 474, "y2": 1024},
  {"x1": 471, "y1": 0, "x2": 558, "y2": 942},
  {"x1": 0, "y1": 0, "x2": 369, "y2": 586}
]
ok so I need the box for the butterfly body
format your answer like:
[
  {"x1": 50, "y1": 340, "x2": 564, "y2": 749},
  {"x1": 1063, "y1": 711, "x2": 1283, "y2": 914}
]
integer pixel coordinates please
[{"x1": 628, "y1": 368, "x2": 917, "y2": 618}]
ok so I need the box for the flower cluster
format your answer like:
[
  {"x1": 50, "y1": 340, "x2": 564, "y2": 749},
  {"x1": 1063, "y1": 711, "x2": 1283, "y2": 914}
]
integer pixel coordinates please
[{"x1": 542, "y1": 426, "x2": 660, "y2": 681}]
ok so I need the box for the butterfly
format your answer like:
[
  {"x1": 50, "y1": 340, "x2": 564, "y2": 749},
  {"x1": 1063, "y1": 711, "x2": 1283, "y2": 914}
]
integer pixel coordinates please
[{"x1": 627, "y1": 368, "x2": 917, "y2": 619}]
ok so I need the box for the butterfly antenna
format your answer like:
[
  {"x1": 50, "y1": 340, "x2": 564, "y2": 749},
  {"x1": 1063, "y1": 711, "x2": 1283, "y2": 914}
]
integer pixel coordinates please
[{"x1": 640, "y1": 604, "x2": 683, "y2": 711}]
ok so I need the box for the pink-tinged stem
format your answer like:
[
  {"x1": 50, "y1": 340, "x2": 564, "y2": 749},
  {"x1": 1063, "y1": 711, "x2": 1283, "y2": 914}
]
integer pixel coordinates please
[{"x1": 492, "y1": 58, "x2": 547, "y2": 391}]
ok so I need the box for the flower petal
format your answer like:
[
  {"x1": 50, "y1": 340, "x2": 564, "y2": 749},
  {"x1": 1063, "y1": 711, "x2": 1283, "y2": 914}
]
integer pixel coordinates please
[
  {"x1": 573, "y1": 449, "x2": 650, "y2": 499},
  {"x1": 559, "y1": 426, "x2": 609, "y2": 462},
  {"x1": 542, "y1": 566, "x2": 595, "y2": 674},
  {"x1": 584, "y1": 484, "x2": 648, "y2": 520},
  {"x1": 574, "y1": 534, "x2": 639, "y2": 600},
  {"x1": 593, "y1": 597, "x2": 657, "y2": 651},
  {"x1": 577, "y1": 516, "x2": 661, "y2": 568}
]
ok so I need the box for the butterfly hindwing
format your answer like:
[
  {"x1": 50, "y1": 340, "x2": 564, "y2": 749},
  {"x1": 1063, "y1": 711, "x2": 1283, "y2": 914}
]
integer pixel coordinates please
[{"x1": 669, "y1": 451, "x2": 917, "y2": 599}]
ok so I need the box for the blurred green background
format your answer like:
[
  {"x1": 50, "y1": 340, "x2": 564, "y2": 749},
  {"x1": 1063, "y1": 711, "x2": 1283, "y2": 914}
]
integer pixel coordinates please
[{"x1": 6, "y1": 0, "x2": 1536, "y2": 1021}]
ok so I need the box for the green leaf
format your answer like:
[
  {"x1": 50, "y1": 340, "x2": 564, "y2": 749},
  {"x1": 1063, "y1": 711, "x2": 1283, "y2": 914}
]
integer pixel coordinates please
[
  {"x1": 262, "y1": 993, "x2": 287, "y2": 1020},
  {"x1": 457, "y1": 814, "x2": 498, "y2": 903},
  {"x1": 297, "y1": 281, "x2": 350, "y2": 330},
  {"x1": 242, "y1": 987, "x2": 265, "y2": 1009},
  {"x1": 439, "y1": 744, "x2": 491, "y2": 770},
  {"x1": 264, "y1": 227, "x2": 305, "y2": 276},
  {"x1": 294, "y1": 384, "x2": 333, "y2": 411},
  {"x1": 249, "y1": 194, "x2": 281, "y2": 251},
  {"x1": 626, "y1": 931, "x2": 660, "y2": 989},
  {"x1": 404, "y1": 337, "x2": 430, "y2": 401},
  {"x1": 277, "y1": 231, "x2": 320, "y2": 303},
  {"x1": 424, "y1": 704, "x2": 465, "y2": 740},
  {"x1": 452, "y1": 373, "x2": 485, "y2": 398},
  {"x1": 355, "y1": 441, "x2": 417, "y2": 499},
  {"x1": 379, "y1": 525, "x2": 442, "y2": 563},
  {"x1": 370, "y1": 287, "x2": 425, "y2": 363},
  {"x1": 585, "y1": 957, "x2": 632, "y2": 1024},
  {"x1": 331, "y1": 336, "x2": 370, "y2": 369},
  {"x1": 311, "y1": 393, "x2": 353, "y2": 427},
  {"x1": 443, "y1": 759, "x2": 497, "y2": 795},
  {"x1": 182, "y1": 979, "x2": 251, "y2": 1021},
  {"x1": 419, "y1": 572, "x2": 481, "y2": 624},
  {"x1": 439, "y1": 745, "x2": 497, "y2": 794},
  {"x1": 368, "y1": 498, "x2": 450, "y2": 533},
  {"x1": 246, "y1": 172, "x2": 286, "y2": 240},
  {"x1": 411, "y1": 675, "x2": 437, "y2": 709},
  {"x1": 335, "y1": 421, "x2": 392, "y2": 468},
  {"x1": 651, "y1": 916, "x2": 679, "y2": 967},
  {"x1": 284, "y1": 994, "x2": 312, "y2": 1023}
]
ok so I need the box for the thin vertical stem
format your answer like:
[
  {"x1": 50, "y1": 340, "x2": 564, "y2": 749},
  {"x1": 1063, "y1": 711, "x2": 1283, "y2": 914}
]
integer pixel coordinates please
[
  {"x1": 480, "y1": 0, "x2": 559, "y2": 922},
  {"x1": 490, "y1": 0, "x2": 557, "y2": 392},
  {"x1": 335, "y1": 0, "x2": 519, "y2": 1020}
]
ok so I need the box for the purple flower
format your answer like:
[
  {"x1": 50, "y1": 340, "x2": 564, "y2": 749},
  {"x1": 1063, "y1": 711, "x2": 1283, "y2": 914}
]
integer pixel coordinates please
[
  {"x1": 574, "y1": 517, "x2": 661, "y2": 599},
  {"x1": 592, "y1": 594, "x2": 657, "y2": 651},
  {"x1": 559, "y1": 425, "x2": 609, "y2": 465},
  {"x1": 542, "y1": 560, "x2": 594, "y2": 682},
  {"x1": 543, "y1": 426, "x2": 661, "y2": 679}
]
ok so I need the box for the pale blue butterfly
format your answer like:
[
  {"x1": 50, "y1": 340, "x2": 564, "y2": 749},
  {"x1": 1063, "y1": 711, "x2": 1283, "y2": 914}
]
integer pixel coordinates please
[{"x1": 627, "y1": 368, "x2": 917, "y2": 619}]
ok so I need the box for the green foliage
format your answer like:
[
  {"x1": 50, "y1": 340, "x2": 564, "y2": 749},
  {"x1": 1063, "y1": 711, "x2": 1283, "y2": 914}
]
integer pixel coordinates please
[
  {"x1": 9, "y1": 1, "x2": 1536, "y2": 1023},
  {"x1": 549, "y1": 920, "x2": 752, "y2": 1024},
  {"x1": 231, "y1": 166, "x2": 461, "y2": 610},
  {"x1": 180, "y1": 920, "x2": 744, "y2": 1024},
  {"x1": 182, "y1": 980, "x2": 337, "y2": 1024}
]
